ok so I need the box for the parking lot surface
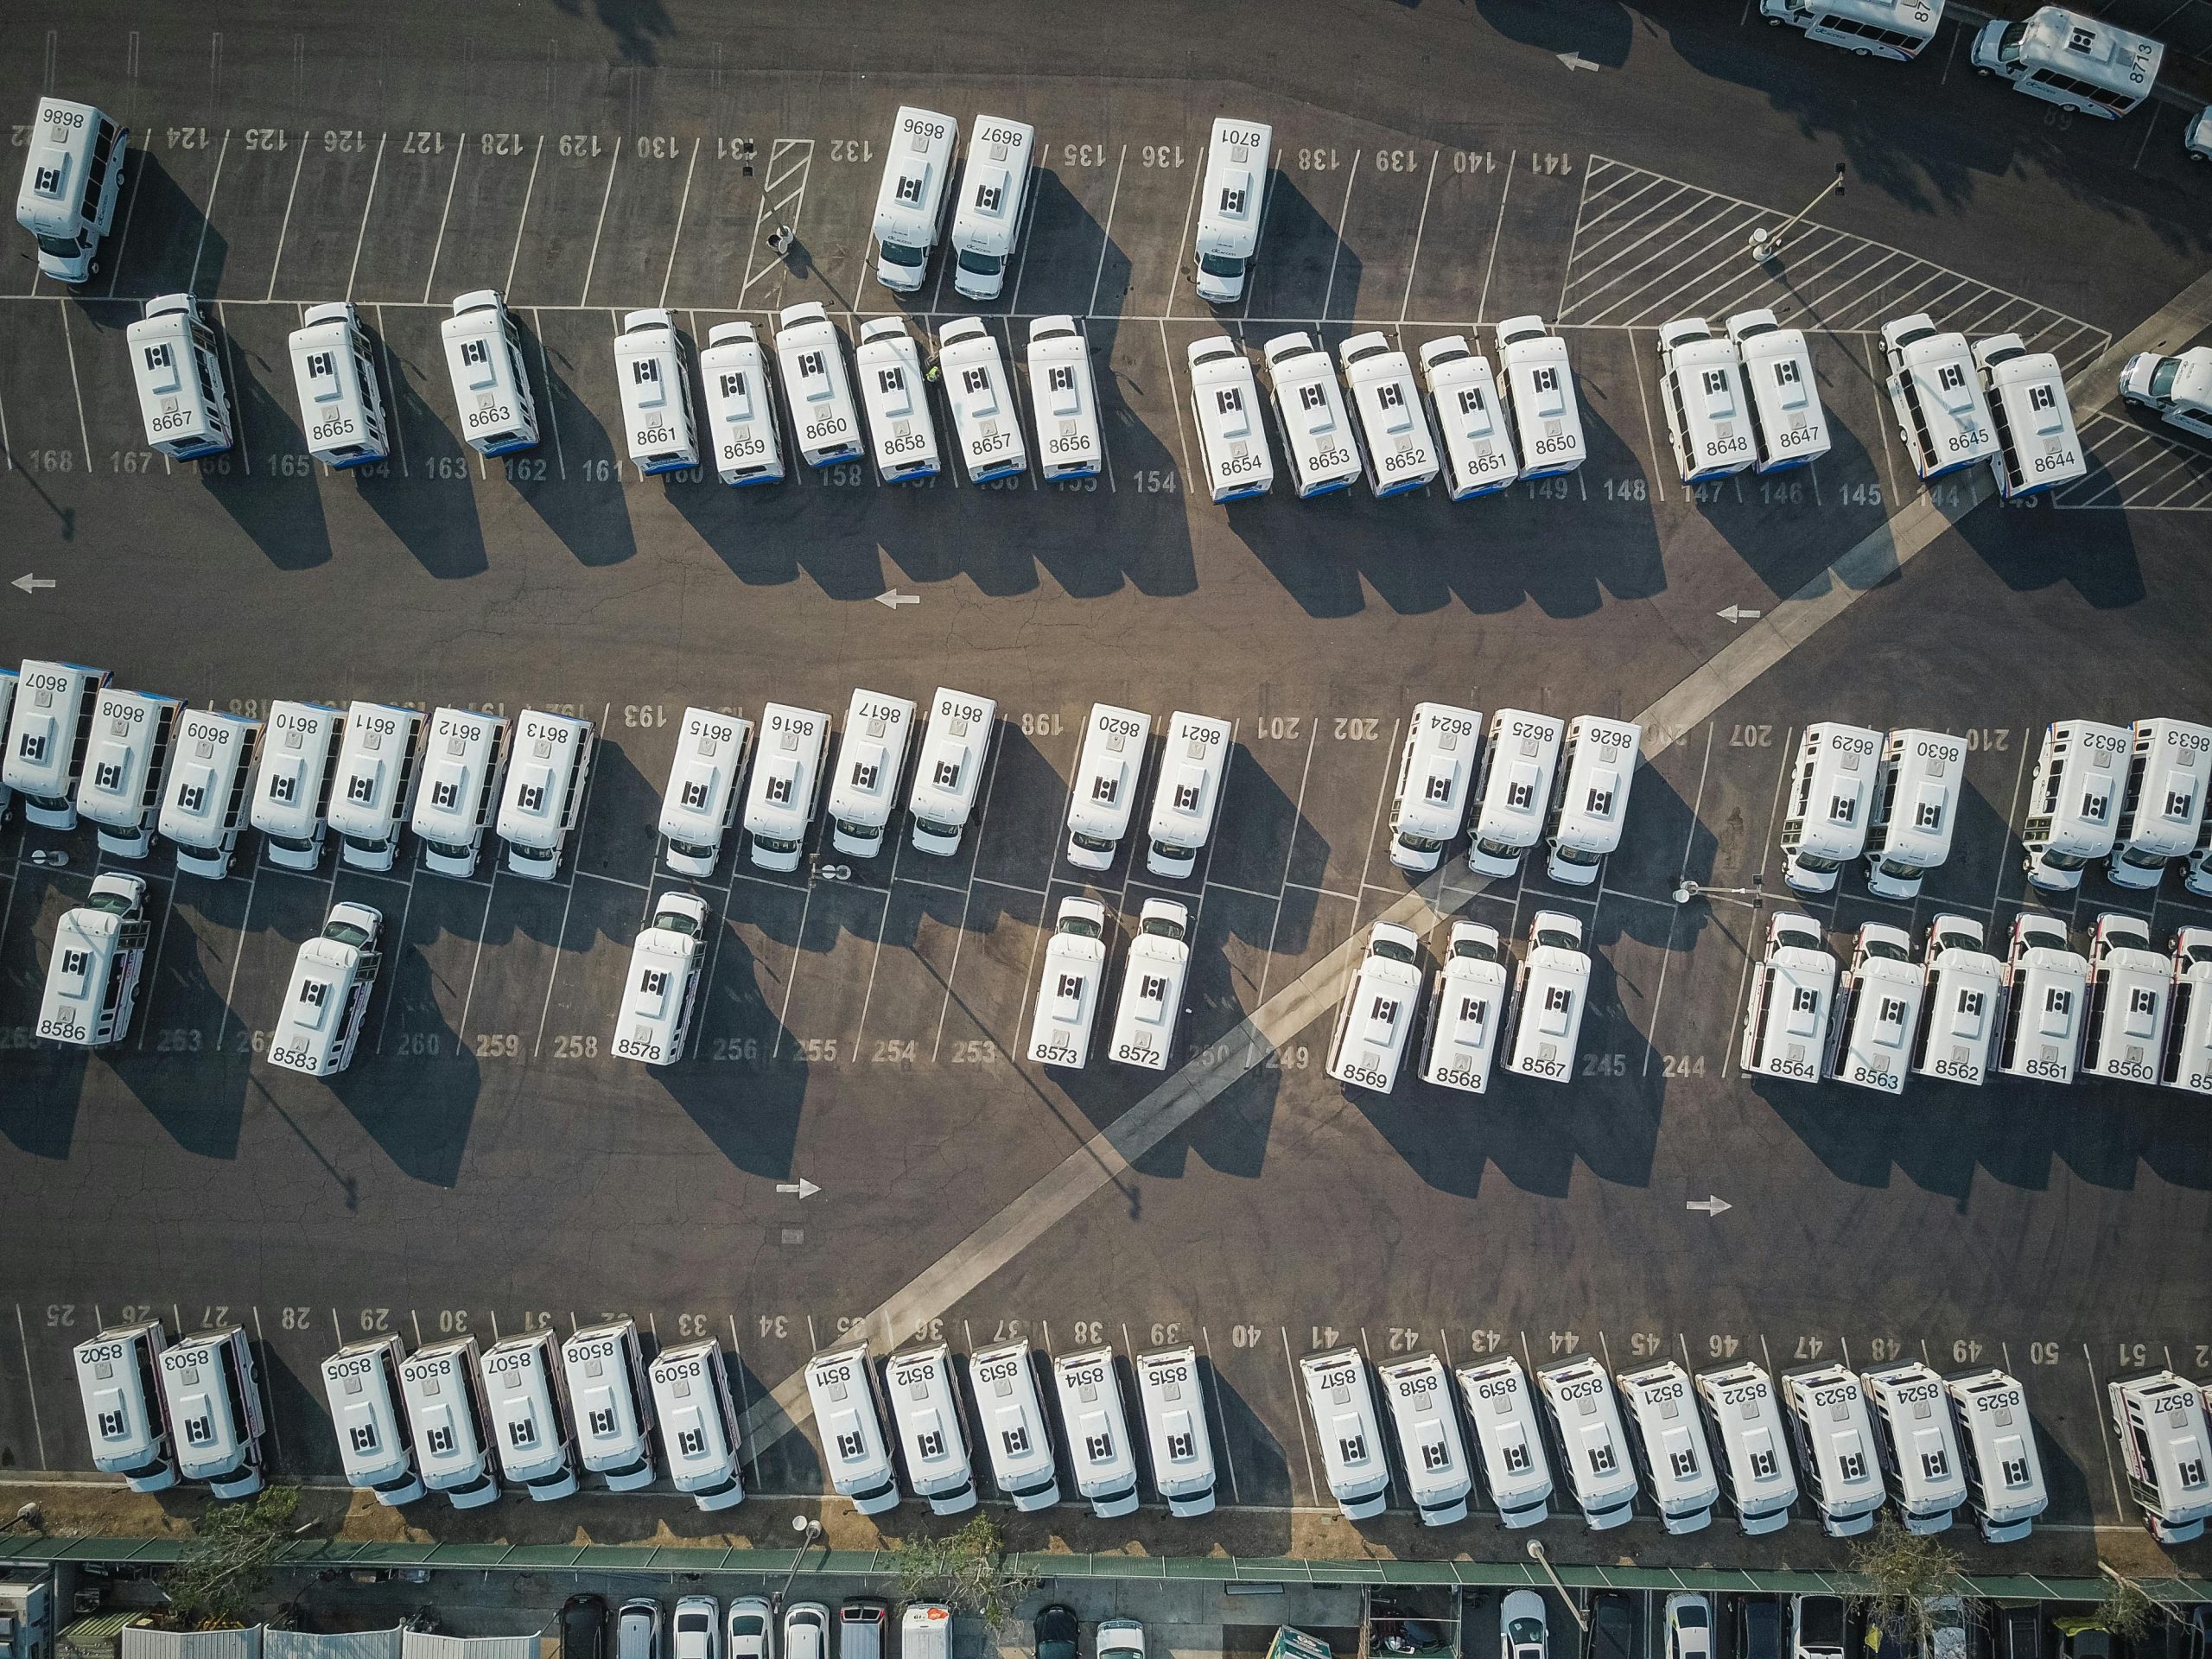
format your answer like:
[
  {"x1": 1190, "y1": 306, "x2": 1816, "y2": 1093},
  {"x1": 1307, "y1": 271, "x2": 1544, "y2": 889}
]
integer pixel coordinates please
[{"x1": 0, "y1": 0, "x2": 2209, "y2": 1567}]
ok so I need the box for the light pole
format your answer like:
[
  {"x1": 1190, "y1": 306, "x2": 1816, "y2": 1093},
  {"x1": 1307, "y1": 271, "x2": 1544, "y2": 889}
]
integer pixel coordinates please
[
  {"x1": 1749, "y1": 162, "x2": 1847, "y2": 264},
  {"x1": 1673, "y1": 875, "x2": 1766, "y2": 907},
  {"x1": 778, "y1": 1513, "x2": 823, "y2": 1605},
  {"x1": 1524, "y1": 1541, "x2": 1586, "y2": 1632}
]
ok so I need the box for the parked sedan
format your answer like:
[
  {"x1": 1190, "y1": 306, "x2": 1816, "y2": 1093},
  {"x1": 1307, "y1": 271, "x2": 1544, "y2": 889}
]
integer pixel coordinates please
[
  {"x1": 782, "y1": 1604, "x2": 830, "y2": 1659},
  {"x1": 726, "y1": 1598, "x2": 772, "y2": 1659},
  {"x1": 1035, "y1": 1605, "x2": 1080, "y2": 1659},
  {"x1": 618, "y1": 1601, "x2": 664, "y2": 1659},
  {"x1": 1502, "y1": 1592, "x2": 1549, "y2": 1659},
  {"x1": 559, "y1": 1597, "x2": 608, "y2": 1659},
  {"x1": 673, "y1": 1599, "x2": 720, "y2": 1659}
]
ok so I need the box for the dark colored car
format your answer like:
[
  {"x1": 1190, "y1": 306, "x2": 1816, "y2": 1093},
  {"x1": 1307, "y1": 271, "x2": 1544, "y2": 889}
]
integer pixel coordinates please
[
  {"x1": 1738, "y1": 1598, "x2": 1786, "y2": 1659},
  {"x1": 1589, "y1": 1593, "x2": 1637, "y2": 1659},
  {"x1": 2001, "y1": 1610, "x2": 2049, "y2": 1659},
  {"x1": 1035, "y1": 1605, "x2": 1079, "y2": 1659},
  {"x1": 561, "y1": 1596, "x2": 609, "y2": 1659}
]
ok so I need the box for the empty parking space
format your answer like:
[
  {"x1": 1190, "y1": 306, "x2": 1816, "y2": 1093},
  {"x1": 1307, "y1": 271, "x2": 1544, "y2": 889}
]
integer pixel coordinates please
[{"x1": 260, "y1": 130, "x2": 382, "y2": 302}]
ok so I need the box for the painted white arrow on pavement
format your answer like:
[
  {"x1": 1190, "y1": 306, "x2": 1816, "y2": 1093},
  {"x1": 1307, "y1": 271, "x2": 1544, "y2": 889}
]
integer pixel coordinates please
[
  {"x1": 1717, "y1": 605, "x2": 1763, "y2": 623},
  {"x1": 1557, "y1": 51, "x2": 1601, "y2": 71},
  {"x1": 13, "y1": 574, "x2": 56, "y2": 594},
  {"x1": 776, "y1": 1178, "x2": 821, "y2": 1199},
  {"x1": 874, "y1": 589, "x2": 919, "y2": 609},
  {"x1": 1687, "y1": 1196, "x2": 1733, "y2": 1216}
]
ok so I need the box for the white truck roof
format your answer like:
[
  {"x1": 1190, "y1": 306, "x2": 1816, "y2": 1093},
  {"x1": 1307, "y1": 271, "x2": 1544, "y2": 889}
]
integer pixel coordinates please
[
  {"x1": 1419, "y1": 336, "x2": 1519, "y2": 498},
  {"x1": 2168, "y1": 927, "x2": 2212, "y2": 1096},
  {"x1": 1052, "y1": 1347, "x2": 1139, "y2": 1516},
  {"x1": 1109, "y1": 898, "x2": 1190, "y2": 1072},
  {"x1": 1881, "y1": 315, "x2": 1995, "y2": 477},
  {"x1": 1390, "y1": 702, "x2": 1482, "y2": 867},
  {"x1": 883, "y1": 1343, "x2": 976, "y2": 1512},
  {"x1": 1262, "y1": 331, "x2": 1360, "y2": 497},
  {"x1": 75, "y1": 688, "x2": 181, "y2": 837},
  {"x1": 1026, "y1": 316, "x2": 1103, "y2": 479},
  {"x1": 1493, "y1": 315, "x2": 1586, "y2": 474},
  {"x1": 968, "y1": 1341, "x2": 1058, "y2": 1508},
  {"x1": 1548, "y1": 715, "x2": 1642, "y2": 877},
  {"x1": 250, "y1": 702, "x2": 343, "y2": 849},
  {"x1": 2084, "y1": 913, "x2": 2170, "y2": 1084},
  {"x1": 1066, "y1": 703, "x2": 1151, "y2": 862},
  {"x1": 129, "y1": 294, "x2": 232, "y2": 457},
  {"x1": 827, "y1": 690, "x2": 916, "y2": 848},
  {"x1": 854, "y1": 317, "x2": 942, "y2": 482},
  {"x1": 1421, "y1": 921, "x2": 1509, "y2": 1095},
  {"x1": 16, "y1": 99, "x2": 105, "y2": 239},
  {"x1": 1470, "y1": 709, "x2": 1564, "y2": 871},
  {"x1": 1726, "y1": 308, "x2": 1830, "y2": 469},
  {"x1": 1029, "y1": 895, "x2": 1109, "y2": 1068},
  {"x1": 658, "y1": 709, "x2": 754, "y2": 870},
  {"x1": 563, "y1": 1320, "x2": 654, "y2": 1484},
  {"x1": 1328, "y1": 920, "x2": 1422, "y2": 1092},
  {"x1": 1996, "y1": 7, "x2": 2164, "y2": 93},
  {"x1": 497, "y1": 709, "x2": 594, "y2": 866},
  {"x1": 1915, "y1": 916, "x2": 2001, "y2": 1086},
  {"x1": 871, "y1": 107, "x2": 958, "y2": 289},
  {"x1": 613, "y1": 893, "x2": 709, "y2": 1066},
  {"x1": 697, "y1": 321, "x2": 785, "y2": 485},
  {"x1": 1656, "y1": 319, "x2": 1755, "y2": 480},
  {"x1": 803, "y1": 1343, "x2": 898, "y2": 1515},
  {"x1": 1864, "y1": 1361, "x2": 1967, "y2": 1529},
  {"x1": 1339, "y1": 331, "x2": 1440, "y2": 496},
  {"x1": 1973, "y1": 333, "x2": 2084, "y2": 495},
  {"x1": 1783, "y1": 721, "x2": 1884, "y2": 885},
  {"x1": 1784, "y1": 1364, "x2": 1887, "y2": 1534},
  {"x1": 1144, "y1": 712, "x2": 1232, "y2": 867},
  {"x1": 1378, "y1": 1353, "x2": 1472, "y2": 1524},
  {"x1": 440, "y1": 289, "x2": 536, "y2": 454},
  {"x1": 1454, "y1": 1356, "x2": 1553, "y2": 1526},
  {"x1": 1535, "y1": 1357, "x2": 1638, "y2": 1527},
  {"x1": 159, "y1": 709, "x2": 261, "y2": 862},
  {"x1": 743, "y1": 702, "x2": 830, "y2": 855},
  {"x1": 1507, "y1": 912, "x2": 1592, "y2": 1083},
  {"x1": 939, "y1": 318, "x2": 1027, "y2": 482},
  {"x1": 1187, "y1": 335, "x2": 1274, "y2": 500},
  {"x1": 1134, "y1": 1345, "x2": 1217, "y2": 1516},
  {"x1": 649, "y1": 1339, "x2": 745, "y2": 1509},
  {"x1": 1618, "y1": 1361, "x2": 1719, "y2": 1533},
  {"x1": 950, "y1": 117, "x2": 1035, "y2": 297},
  {"x1": 1830, "y1": 923, "x2": 1923, "y2": 1094},
  {"x1": 1299, "y1": 1347, "x2": 1391, "y2": 1518},
  {"x1": 774, "y1": 303, "x2": 863, "y2": 464},
  {"x1": 1742, "y1": 912, "x2": 1836, "y2": 1083},
  {"x1": 1194, "y1": 118, "x2": 1272, "y2": 265},
  {"x1": 1944, "y1": 1368, "x2": 2047, "y2": 1541},
  {"x1": 1694, "y1": 1363, "x2": 1797, "y2": 1535},
  {"x1": 908, "y1": 689, "x2": 995, "y2": 851}
]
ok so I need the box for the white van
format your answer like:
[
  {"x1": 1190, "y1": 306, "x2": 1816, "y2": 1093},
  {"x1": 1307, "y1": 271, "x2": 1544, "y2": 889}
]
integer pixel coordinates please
[
  {"x1": 827, "y1": 689, "x2": 916, "y2": 859},
  {"x1": 130, "y1": 294, "x2": 234, "y2": 460},
  {"x1": 1261, "y1": 331, "x2": 1360, "y2": 498},
  {"x1": 412, "y1": 707, "x2": 511, "y2": 879},
  {"x1": 1864, "y1": 728, "x2": 1967, "y2": 899},
  {"x1": 907, "y1": 689, "x2": 995, "y2": 856},
  {"x1": 804, "y1": 1342, "x2": 899, "y2": 1516},
  {"x1": 1029, "y1": 895, "x2": 1109, "y2": 1070},
  {"x1": 479, "y1": 1330, "x2": 578, "y2": 1501},
  {"x1": 2109, "y1": 717, "x2": 2212, "y2": 890},
  {"x1": 1389, "y1": 702, "x2": 1483, "y2": 872},
  {"x1": 1421, "y1": 920, "x2": 1510, "y2": 1095},
  {"x1": 1826, "y1": 921, "x2": 1923, "y2": 1095},
  {"x1": 2120, "y1": 346, "x2": 2212, "y2": 442},
  {"x1": 1025, "y1": 316, "x2": 1103, "y2": 480},
  {"x1": 1741, "y1": 911, "x2": 1836, "y2": 1084},
  {"x1": 1328, "y1": 920, "x2": 1422, "y2": 1093},
  {"x1": 660, "y1": 708, "x2": 754, "y2": 877},
  {"x1": 1759, "y1": 0, "x2": 1943, "y2": 60},
  {"x1": 614, "y1": 308, "x2": 697, "y2": 474},
  {"x1": 1187, "y1": 335, "x2": 1274, "y2": 502},
  {"x1": 0, "y1": 666, "x2": 15, "y2": 823},
  {"x1": 1377, "y1": 1353, "x2": 1472, "y2": 1525},
  {"x1": 1418, "y1": 337, "x2": 1519, "y2": 499},
  {"x1": 744, "y1": 702, "x2": 830, "y2": 872},
  {"x1": 853, "y1": 318, "x2": 942, "y2": 484},
  {"x1": 440, "y1": 289, "x2": 538, "y2": 455},
  {"x1": 1973, "y1": 334, "x2": 2084, "y2": 499},
  {"x1": 265, "y1": 901, "x2": 384, "y2": 1077},
  {"x1": 1656, "y1": 319, "x2": 1756, "y2": 482},
  {"x1": 563, "y1": 1319, "x2": 656, "y2": 1492},
  {"x1": 969, "y1": 1340, "x2": 1060, "y2": 1510},
  {"x1": 2020, "y1": 719, "x2": 2130, "y2": 890},
  {"x1": 498, "y1": 709, "x2": 594, "y2": 880},
  {"x1": 1192, "y1": 118, "x2": 1272, "y2": 305},
  {"x1": 2166, "y1": 926, "x2": 2212, "y2": 1095},
  {"x1": 1880, "y1": 315, "x2": 1995, "y2": 480},
  {"x1": 329, "y1": 702, "x2": 423, "y2": 874},
  {"x1": 1505, "y1": 912, "x2": 1592, "y2": 1084},
  {"x1": 1144, "y1": 712, "x2": 1231, "y2": 878},
  {"x1": 871, "y1": 107, "x2": 958, "y2": 293},
  {"x1": 1912, "y1": 916, "x2": 2002, "y2": 1087},
  {"x1": 939, "y1": 318, "x2": 1028, "y2": 482},
  {"x1": 76, "y1": 688, "x2": 181, "y2": 859},
  {"x1": 6, "y1": 659, "x2": 110, "y2": 830},
  {"x1": 950, "y1": 118, "x2": 1034, "y2": 301},
  {"x1": 1546, "y1": 715, "x2": 1641, "y2": 884},
  {"x1": 158, "y1": 1326, "x2": 266, "y2": 1498},
  {"x1": 1468, "y1": 709, "x2": 1565, "y2": 877},
  {"x1": 1109, "y1": 898, "x2": 1191, "y2": 1071},
  {"x1": 1779, "y1": 721, "x2": 1884, "y2": 892},
  {"x1": 1134, "y1": 1345, "x2": 1217, "y2": 1516},
  {"x1": 612, "y1": 892, "x2": 710, "y2": 1066},
  {"x1": 37, "y1": 874, "x2": 150, "y2": 1049},
  {"x1": 775, "y1": 303, "x2": 865, "y2": 467},
  {"x1": 904, "y1": 1605, "x2": 954, "y2": 1659},
  {"x1": 2106, "y1": 1370, "x2": 2212, "y2": 1543},
  {"x1": 1693, "y1": 1363, "x2": 1797, "y2": 1535},
  {"x1": 650, "y1": 1339, "x2": 746, "y2": 1511},
  {"x1": 1338, "y1": 333, "x2": 1439, "y2": 498},
  {"x1": 15, "y1": 97, "x2": 127, "y2": 283},
  {"x1": 1453, "y1": 1357, "x2": 1553, "y2": 1528},
  {"x1": 251, "y1": 702, "x2": 345, "y2": 872},
  {"x1": 1971, "y1": 8, "x2": 2164, "y2": 118},
  {"x1": 1944, "y1": 1367, "x2": 2047, "y2": 1543},
  {"x1": 1535, "y1": 1357, "x2": 1638, "y2": 1530},
  {"x1": 1783, "y1": 1364, "x2": 1886, "y2": 1536},
  {"x1": 1864, "y1": 1360, "x2": 1967, "y2": 1534},
  {"x1": 396, "y1": 1338, "x2": 500, "y2": 1510},
  {"x1": 883, "y1": 1342, "x2": 978, "y2": 1515},
  {"x1": 1494, "y1": 316, "x2": 1586, "y2": 477},
  {"x1": 289, "y1": 302, "x2": 391, "y2": 469},
  {"x1": 1999, "y1": 912, "x2": 2089, "y2": 1084},
  {"x1": 1726, "y1": 309, "x2": 1830, "y2": 471},
  {"x1": 1066, "y1": 702, "x2": 1151, "y2": 869},
  {"x1": 159, "y1": 709, "x2": 262, "y2": 880},
  {"x1": 322, "y1": 1336, "x2": 424, "y2": 1506},
  {"x1": 1052, "y1": 1347, "x2": 1140, "y2": 1518},
  {"x1": 697, "y1": 322, "x2": 786, "y2": 486},
  {"x1": 1618, "y1": 1361, "x2": 1720, "y2": 1535},
  {"x1": 1299, "y1": 1347, "x2": 1390, "y2": 1520},
  {"x1": 73, "y1": 1321, "x2": 177, "y2": 1493},
  {"x1": 2082, "y1": 912, "x2": 2170, "y2": 1085}
]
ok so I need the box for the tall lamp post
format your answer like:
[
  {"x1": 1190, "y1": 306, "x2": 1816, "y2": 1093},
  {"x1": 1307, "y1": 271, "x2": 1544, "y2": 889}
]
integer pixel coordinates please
[{"x1": 1749, "y1": 162, "x2": 1847, "y2": 264}]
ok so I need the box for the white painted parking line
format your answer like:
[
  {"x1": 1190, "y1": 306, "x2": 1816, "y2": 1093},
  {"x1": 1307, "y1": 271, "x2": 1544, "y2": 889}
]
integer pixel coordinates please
[
  {"x1": 187, "y1": 129, "x2": 233, "y2": 296},
  {"x1": 578, "y1": 141, "x2": 621, "y2": 308},
  {"x1": 531, "y1": 705, "x2": 611, "y2": 1058},
  {"x1": 343, "y1": 130, "x2": 385, "y2": 301},
  {"x1": 421, "y1": 137, "x2": 467, "y2": 304},
  {"x1": 11, "y1": 1305, "x2": 46, "y2": 1468},
  {"x1": 371, "y1": 854, "x2": 422, "y2": 1055},
  {"x1": 100, "y1": 149, "x2": 149, "y2": 302},
  {"x1": 740, "y1": 138, "x2": 814, "y2": 299},
  {"x1": 1316, "y1": 150, "x2": 1362, "y2": 325},
  {"x1": 451, "y1": 870, "x2": 501, "y2": 1051},
  {"x1": 503, "y1": 134, "x2": 544, "y2": 296},
  {"x1": 931, "y1": 727, "x2": 1008, "y2": 1063},
  {"x1": 217, "y1": 302, "x2": 251, "y2": 474},
  {"x1": 57, "y1": 302, "x2": 92, "y2": 474},
  {"x1": 1243, "y1": 719, "x2": 1319, "y2": 1067},
  {"x1": 769, "y1": 868, "x2": 817, "y2": 1062},
  {"x1": 372, "y1": 307, "x2": 409, "y2": 476},
  {"x1": 658, "y1": 136, "x2": 702, "y2": 309},
  {"x1": 1160, "y1": 158, "x2": 1204, "y2": 322},
  {"x1": 1396, "y1": 149, "x2": 1438, "y2": 323},
  {"x1": 1476, "y1": 149, "x2": 1516, "y2": 327},
  {"x1": 209, "y1": 849, "x2": 263, "y2": 1058},
  {"x1": 849, "y1": 828, "x2": 910, "y2": 1056},
  {"x1": 1085, "y1": 144, "x2": 1128, "y2": 319},
  {"x1": 264, "y1": 130, "x2": 311, "y2": 302},
  {"x1": 1630, "y1": 335, "x2": 1666, "y2": 503}
]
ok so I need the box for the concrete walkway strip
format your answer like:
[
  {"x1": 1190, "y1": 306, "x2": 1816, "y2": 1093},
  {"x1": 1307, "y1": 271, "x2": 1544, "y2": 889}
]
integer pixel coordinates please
[{"x1": 734, "y1": 265, "x2": 2212, "y2": 1457}]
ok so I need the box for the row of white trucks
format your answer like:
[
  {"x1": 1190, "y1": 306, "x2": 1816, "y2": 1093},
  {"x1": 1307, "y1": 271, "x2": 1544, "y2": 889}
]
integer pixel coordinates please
[{"x1": 68, "y1": 1313, "x2": 2212, "y2": 1548}]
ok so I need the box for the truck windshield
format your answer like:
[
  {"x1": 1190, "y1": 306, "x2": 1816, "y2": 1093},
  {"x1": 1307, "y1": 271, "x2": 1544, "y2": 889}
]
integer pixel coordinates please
[
  {"x1": 2149, "y1": 360, "x2": 2183, "y2": 400},
  {"x1": 1395, "y1": 831, "x2": 1444, "y2": 853},
  {"x1": 2040, "y1": 848, "x2": 2089, "y2": 870},
  {"x1": 1141, "y1": 917, "x2": 1185, "y2": 940},
  {"x1": 324, "y1": 919, "x2": 374, "y2": 949},
  {"x1": 1535, "y1": 929, "x2": 1580, "y2": 952},
  {"x1": 1197, "y1": 251, "x2": 1247, "y2": 279},
  {"x1": 1936, "y1": 931, "x2": 1979, "y2": 954},
  {"x1": 1997, "y1": 20, "x2": 2029, "y2": 58},
  {"x1": 86, "y1": 889, "x2": 137, "y2": 917},
  {"x1": 1452, "y1": 936, "x2": 1498, "y2": 963},
  {"x1": 1060, "y1": 915, "x2": 1102, "y2": 939},
  {"x1": 957, "y1": 249, "x2": 1003, "y2": 276},
  {"x1": 1862, "y1": 938, "x2": 1909, "y2": 963},
  {"x1": 36, "y1": 232, "x2": 83, "y2": 259},
  {"x1": 879, "y1": 239, "x2": 926, "y2": 268},
  {"x1": 1552, "y1": 842, "x2": 1601, "y2": 866},
  {"x1": 1370, "y1": 937, "x2": 1415, "y2": 964},
  {"x1": 653, "y1": 909, "x2": 701, "y2": 938},
  {"x1": 1793, "y1": 851, "x2": 1843, "y2": 874}
]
